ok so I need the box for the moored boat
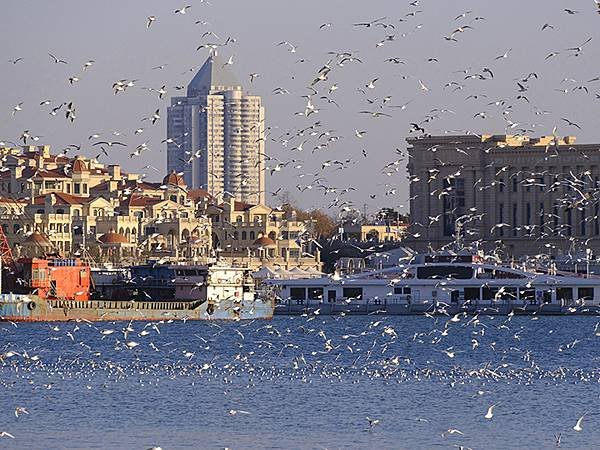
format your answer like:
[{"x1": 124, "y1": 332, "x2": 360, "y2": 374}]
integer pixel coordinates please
[
  {"x1": 0, "y1": 257, "x2": 273, "y2": 322},
  {"x1": 264, "y1": 251, "x2": 600, "y2": 315}
]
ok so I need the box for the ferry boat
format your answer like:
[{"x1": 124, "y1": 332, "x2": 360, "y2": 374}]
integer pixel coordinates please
[
  {"x1": 0, "y1": 257, "x2": 273, "y2": 322},
  {"x1": 265, "y1": 252, "x2": 600, "y2": 315}
]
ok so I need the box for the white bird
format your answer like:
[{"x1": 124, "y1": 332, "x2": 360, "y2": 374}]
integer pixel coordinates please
[
  {"x1": 175, "y1": 5, "x2": 191, "y2": 14},
  {"x1": 573, "y1": 413, "x2": 586, "y2": 432},
  {"x1": 0, "y1": 431, "x2": 15, "y2": 439},
  {"x1": 485, "y1": 403, "x2": 499, "y2": 420},
  {"x1": 147, "y1": 16, "x2": 156, "y2": 28},
  {"x1": 366, "y1": 416, "x2": 380, "y2": 428},
  {"x1": 14, "y1": 407, "x2": 29, "y2": 418},
  {"x1": 12, "y1": 103, "x2": 23, "y2": 116}
]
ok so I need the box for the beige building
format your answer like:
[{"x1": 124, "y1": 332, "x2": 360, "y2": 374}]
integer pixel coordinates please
[
  {"x1": 342, "y1": 223, "x2": 408, "y2": 242},
  {"x1": 0, "y1": 145, "x2": 321, "y2": 271},
  {"x1": 167, "y1": 55, "x2": 266, "y2": 204},
  {"x1": 206, "y1": 198, "x2": 322, "y2": 271},
  {"x1": 406, "y1": 134, "x2": 600, "y2": 257}
]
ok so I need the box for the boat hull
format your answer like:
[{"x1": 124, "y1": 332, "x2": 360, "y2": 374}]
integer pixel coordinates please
[
  {"x1": 274, "y1": 300, "x2": 600, "y2": 316},
  {"x1": 0, "y1": 294, "x2": 273, "y2": 322}
]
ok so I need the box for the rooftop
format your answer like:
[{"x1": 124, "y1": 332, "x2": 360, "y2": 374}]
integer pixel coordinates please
[
  {"x1": 187, "y1": 55, "x2": 241, "y2": 97},
  {"x1": 406, "y1": 134, "x2": 578, "y2": 147}
]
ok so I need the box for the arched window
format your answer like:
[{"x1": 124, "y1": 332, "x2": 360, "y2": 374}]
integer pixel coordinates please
[
  {"x1": 250, "y1": 231, "x2": 255, "y2": 240},
  {"x1": 56, "y1": 208, "x2": 65, "y2": 214},
  {"x1": 236, "y1": 216, "x2": 243, "y2": 223},
  {"x1": 233, "y1": 231, "x2": 239, "y2": 240},
  {"x1": 13, "y1": 223, "x2": 21, "y2": 234},
  {"x1": 241, "y1": 231, "x2": 247, "y2": 240}
]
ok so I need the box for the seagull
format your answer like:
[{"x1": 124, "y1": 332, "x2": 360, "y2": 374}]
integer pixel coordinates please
[
  {"x1": 8, "y1": 57, "x2": 24, "y2": 64},
  {"x1": 249, "y1": 73, "x2": 259, "y2": 83},
  {"x1": 442, "y1": 428, "x2": 465, "y2": 438},
  {"x1": 14, "y1": 407, "x2": 29, "y2": 418},
  {"x1": 147, "y1": 16, "x2": 156, "y2": 28},
  {"x1": 48, "y1": 52, "x2": 67, "y2": 64},
  {"x1": 175, "y1": 5, "x2": 191, "y2": 14},
  {"x1": 573, "y1": 413, "x2": 586, "y2": 432},
  {"x1": 366, "y1": 417, "x2": 380, "y2": 429},
  {"x1": 83, "y1": 60, "x2": 95, "y2": 70},
  {"x1": 222, "y1": 54, "x2": 234, "y2": 68},
  {"x1": 12, "y1": 103, "x2": 23, "y2": 116},
  {"x1": 228, "y1": 409, "x2": 251, "y2": 416},
  {"x1": 485, "y1": 403, "x2": 499, "y2": 420},
  {"x1": 494, "y1": 48, "x2": 512, "y2": 60},
  {"x1": 561, "y1": 118, "x2": 581, "y2": 129},
  {"x1": 0, "y1": 431, "x2": 15, "y2": 439}
]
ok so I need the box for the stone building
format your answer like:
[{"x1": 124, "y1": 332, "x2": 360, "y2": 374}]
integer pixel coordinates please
[
  {"x1": 406, "y1": 134, "x2": 600, "y2": 257},
  {"x1": 205, "y1": 198, "x2": 322, "y2": 271},
  {"x1": 0, "y1": 145, "x2": 321, "y2": 271}
]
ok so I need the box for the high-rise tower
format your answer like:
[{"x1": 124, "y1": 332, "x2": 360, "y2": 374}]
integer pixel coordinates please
[{"x1": 167, "y1": 55, "x2": 265, "y2": 204}]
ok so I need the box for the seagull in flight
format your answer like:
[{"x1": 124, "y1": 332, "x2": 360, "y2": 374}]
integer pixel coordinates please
[
  {"x1": 175, "y1": 5, "x2": 191, "y2": 14},
  {"x1": 48, "y1": 53, "x2": 67, "y2": 64}
]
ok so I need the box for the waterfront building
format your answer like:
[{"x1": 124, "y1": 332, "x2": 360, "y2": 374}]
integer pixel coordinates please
[
  {"x1": 205, "y1": 198, "x2": 322, "y2": 271},
  {"x1": 0, "y1": 145, "x2": 320, "y2": 271},
  {"x1": 166, "y1": 55, "x2": 265, "y2": 204},
  {"x1": 406, "y1": 134, "x2": 600, "y2": 257}
]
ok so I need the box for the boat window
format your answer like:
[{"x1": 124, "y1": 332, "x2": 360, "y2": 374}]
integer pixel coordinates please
[
  {"x1": 492, "y1": 270, "x2": 526, "y2": 279},
  {"x1": 541, "y1": 290, "x2": 552, "y2": 303},
  {"x1": 482, "y1": 286, "x2": 498, "y2": 300},
  {"x1": 176, "y1": 269, "x2": 185, "y2": 276},
  {"x1": 343, "y1": 287, "x2": 363, "y2": 299},
  {"x1": 464, "y1": 287, "x2": 480, "y2": 300},
  {"x1": 308, "y1": 287, "x2": 323, "y2": 300},
  {"x1": 394, "y1": 287, "x2": 403, "y2": 295},
  {"x1": 578, "y1": 287, "x2": 594, "y2": 301},
  {"x1": 416, "y1": 266, "x2": 473, "y2": 279},
  {"x1": 520, "y1": 289, "x2": 535, "y2": 301},
  {"x1": 403, "y1": 287, "x2": 411, "y2": 295},
  {"x1": 556, "y1": 287, "x2": 573, "y2": 301},
  {"x1": 290, "y1": 287, "x2": 306, "y2": 300}
]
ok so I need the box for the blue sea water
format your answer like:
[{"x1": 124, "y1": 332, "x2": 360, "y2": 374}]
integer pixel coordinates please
[{"x1": 1, "y1": 315, "x2": 599, "y2": 450}]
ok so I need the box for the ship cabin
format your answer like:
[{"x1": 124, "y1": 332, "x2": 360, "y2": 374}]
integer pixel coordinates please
[{"x1": 17, "y1": 257, "x2": 90, "y2": 301}]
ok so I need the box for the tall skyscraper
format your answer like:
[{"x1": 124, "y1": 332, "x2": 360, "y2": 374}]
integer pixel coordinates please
[{"x1": 167, "y1": 54, "x2": 265, "y2": 204}]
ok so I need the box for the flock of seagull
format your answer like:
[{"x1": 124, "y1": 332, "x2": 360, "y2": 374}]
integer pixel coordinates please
[
  {"x1": 1, "y1": 1, "x2": 598, "y2": 219},
  {"x1": 2, "y1": 1, "x2": 600, "y2": 448},
  {"x1": 0, "y1": 311, "x2": 598, "y2": 447}
]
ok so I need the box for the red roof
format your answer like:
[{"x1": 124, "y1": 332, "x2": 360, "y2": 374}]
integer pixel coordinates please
[
  {"x1": 188, "y1": 189, "x2": 212, "y2": 201},
  {"x1": 33, "y1": 192, "x2": 88, "y2": 205},
  {"x1": 163, "y1": 170, "x2": 187, "y2": 187},
  {"x1": 72, "y1": 158, "x2": 89, "y2": 173},
  {"x1": 253, "y1": 236, "x2": 276, "y2": 247},
  {"x1": 98, "y1": 232, "x2": 129, "y2": 245},
  {"x1": 122, "y1": 195, "x2": 162, "y2": 208},
  {"x1": 0, "y1": 197, "x2": 28, "y2": 204},
  {"x1": 19, "y1": 166, "x2": 69, "y2": 180}
]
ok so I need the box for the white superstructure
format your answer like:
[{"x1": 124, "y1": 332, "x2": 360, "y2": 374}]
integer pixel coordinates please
[{"x1": 266, "y1": 252, "x2": 600, "y2": 315}]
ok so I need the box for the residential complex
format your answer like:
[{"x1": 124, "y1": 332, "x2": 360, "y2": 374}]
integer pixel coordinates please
[
  {"x1": 406, "y1": 134, "x2": 600, "y2": 257},
  {"x1": 167, "y1": 55, "x2": 265, "y2": 204},
  {"x1": 0, "y1": 145, "x2": 320, "y2": 271}
]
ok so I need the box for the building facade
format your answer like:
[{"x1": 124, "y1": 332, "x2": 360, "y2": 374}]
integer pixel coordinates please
[
  {"x1": 167, "y1": 55, "x2": 265, "y2": 204},
  {"x1": 0, "y1": 145, "x2": 320, "y2": 271},
  {"x1": 406, "y1": 134, "x2": 600, "y2": 257}
]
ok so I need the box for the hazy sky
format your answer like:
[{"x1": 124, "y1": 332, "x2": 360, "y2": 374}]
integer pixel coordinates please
[{"x1": 1, "y1": 0, "x2": 599, "y2": 217}]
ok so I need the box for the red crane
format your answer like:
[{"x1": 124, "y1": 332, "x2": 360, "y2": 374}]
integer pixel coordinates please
[{"x1": 0, "y1": 225, "x2": 15, "y2": 270}]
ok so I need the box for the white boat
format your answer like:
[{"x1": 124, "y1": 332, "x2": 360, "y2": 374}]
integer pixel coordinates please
[{"x1": 265, "y1": 252, "x2": 600, "y2": 315}]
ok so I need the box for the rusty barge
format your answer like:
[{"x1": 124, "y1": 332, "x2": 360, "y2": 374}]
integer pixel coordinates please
[{"x1": 0, "y1": 257, "x2": 273, "y2": 322}]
